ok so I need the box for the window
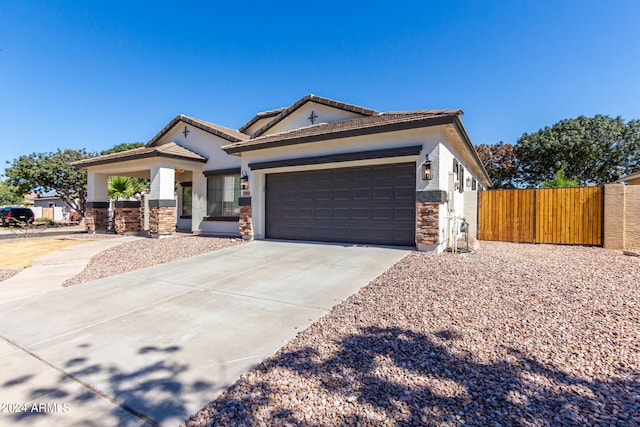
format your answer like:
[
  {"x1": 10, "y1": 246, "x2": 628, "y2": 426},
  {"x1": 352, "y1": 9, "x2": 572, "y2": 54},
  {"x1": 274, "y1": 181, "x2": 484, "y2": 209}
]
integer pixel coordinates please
[
  {"x1": 207, "y1": 174, "x2": 240, "y2": 219},
  {"x1": 472, "y1": 179, "x2": 477, "y2": 191},
  {"x1": 181, "y1": 182, "x2": 192, "y2": 218}
]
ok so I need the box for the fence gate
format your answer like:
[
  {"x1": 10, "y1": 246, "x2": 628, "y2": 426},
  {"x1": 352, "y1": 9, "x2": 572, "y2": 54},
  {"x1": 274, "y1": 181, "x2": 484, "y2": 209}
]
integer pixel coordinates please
[{"x1": 478, "y1": 187, "x2": 602, "y2": 245}]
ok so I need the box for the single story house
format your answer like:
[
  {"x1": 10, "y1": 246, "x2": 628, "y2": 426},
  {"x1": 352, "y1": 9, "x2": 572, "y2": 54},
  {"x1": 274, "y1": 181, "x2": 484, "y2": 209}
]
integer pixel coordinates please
[
  {"x1": 32, "y1": 192, "x2": 74, "y2": 221},
  {"x1": 74, "y1": 94, "x2": 491, "y2": 252}
]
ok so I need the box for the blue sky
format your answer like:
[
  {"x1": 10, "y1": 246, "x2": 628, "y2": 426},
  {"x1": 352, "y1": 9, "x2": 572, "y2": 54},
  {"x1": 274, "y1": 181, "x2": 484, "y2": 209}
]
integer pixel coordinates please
[{"x1": 1, "y1": 1, "x2": 639, "y2": 174}]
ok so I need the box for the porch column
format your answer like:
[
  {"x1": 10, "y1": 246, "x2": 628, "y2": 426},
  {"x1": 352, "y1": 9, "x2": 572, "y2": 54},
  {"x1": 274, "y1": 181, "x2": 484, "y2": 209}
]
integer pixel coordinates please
[
  {"x1": 113, "y1": 200, "x2": 141, "y2": 234},
  {"x1": 85, "y1": 172, "x2": 109, "y2": 233},
  {"x1": 149, "y1": 166, "x2": 176, "y2": 237}
]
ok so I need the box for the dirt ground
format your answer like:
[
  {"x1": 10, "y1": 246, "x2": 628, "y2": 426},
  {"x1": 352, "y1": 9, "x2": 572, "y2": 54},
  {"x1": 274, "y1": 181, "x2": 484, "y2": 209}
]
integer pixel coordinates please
[{"x1": 0, "y1": 238, "x2": 92, "y2": 269}]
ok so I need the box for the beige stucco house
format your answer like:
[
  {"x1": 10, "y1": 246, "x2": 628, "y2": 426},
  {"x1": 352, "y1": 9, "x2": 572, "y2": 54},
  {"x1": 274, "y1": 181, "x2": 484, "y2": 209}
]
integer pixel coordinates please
[{"x1": 74, "y1": 95, "x2": 491, "y2": 253}]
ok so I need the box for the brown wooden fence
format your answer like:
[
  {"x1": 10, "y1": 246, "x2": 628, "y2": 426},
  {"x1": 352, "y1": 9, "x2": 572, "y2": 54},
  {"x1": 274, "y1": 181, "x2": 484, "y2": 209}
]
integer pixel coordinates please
[{"x1": 478, "y1": 187, "x2": 603, "y2": 245}]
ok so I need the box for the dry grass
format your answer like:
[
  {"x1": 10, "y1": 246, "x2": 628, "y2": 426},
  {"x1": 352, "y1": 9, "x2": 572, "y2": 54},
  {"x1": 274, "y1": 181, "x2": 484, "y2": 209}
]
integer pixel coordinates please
[{"x1": 0, "y1": 238, "x2": 92, "y2": 268}]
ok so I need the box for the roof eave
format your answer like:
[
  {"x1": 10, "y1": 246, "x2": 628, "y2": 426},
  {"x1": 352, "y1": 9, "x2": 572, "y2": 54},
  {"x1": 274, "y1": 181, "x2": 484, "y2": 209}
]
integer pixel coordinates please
[
  {"x1": 73, "y1": 151, "x2": 207, "y2": 169},
  {"x1": 252, "y1": 94, "x2": 379, "y2": 138},
  {"x1": 222, "y1": 115, "x2": 458, "y2": 154},
  {"x1": 451, "y1": 117, "x2": 493, "y2": 187},
  {"x1": 147, "y1": 115, "x2": 245, "y2": 147}
]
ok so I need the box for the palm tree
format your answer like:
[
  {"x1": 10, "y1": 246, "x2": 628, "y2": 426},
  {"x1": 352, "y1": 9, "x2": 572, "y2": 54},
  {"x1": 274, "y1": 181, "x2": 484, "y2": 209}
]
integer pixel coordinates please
[{"x1": 107, "y1": 176, "x2": 144, "y2": 201}]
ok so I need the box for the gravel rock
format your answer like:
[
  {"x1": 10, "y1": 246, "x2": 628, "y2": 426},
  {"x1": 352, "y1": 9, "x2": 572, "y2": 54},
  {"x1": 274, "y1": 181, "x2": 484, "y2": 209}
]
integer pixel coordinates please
[
  {"x1": 63, "y1": 235, "x2": 244, "y2": 286},
  {"x1": 183, "y1": 241, "x2": 640, "y2": 427}
]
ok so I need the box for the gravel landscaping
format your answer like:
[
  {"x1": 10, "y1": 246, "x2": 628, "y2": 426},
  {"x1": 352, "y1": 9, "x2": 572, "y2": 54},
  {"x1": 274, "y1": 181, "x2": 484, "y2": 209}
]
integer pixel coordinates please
[
  {"x1": 63, "y1": 235, "x2": 245, "y2": 286},
  {"x1": 184, "y1": 241, "x2": 640, "y2": 426}
]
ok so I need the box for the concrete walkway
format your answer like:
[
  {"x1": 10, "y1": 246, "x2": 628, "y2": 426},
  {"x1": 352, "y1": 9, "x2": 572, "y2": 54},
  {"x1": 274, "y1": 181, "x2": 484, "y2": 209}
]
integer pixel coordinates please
[
  {"x1": 0, "y1": 240, "x2": 410, "y2": 426},
  {"x1": 0, "y1": 236, "x2": 140, "y2": 303}
]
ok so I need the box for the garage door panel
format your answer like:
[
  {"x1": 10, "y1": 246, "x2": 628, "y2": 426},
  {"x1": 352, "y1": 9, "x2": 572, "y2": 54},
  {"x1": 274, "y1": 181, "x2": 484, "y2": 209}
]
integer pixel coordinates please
[
  {"x1": 333, "y1": 208, "x2": 351, "y2": 220},
  {"x1": 395, "y1": 207, "x2": 415, "y2": 220},
  {"x1": 334, "y1": 189, "x2": 351, "y2": 200},
  {"x1": 353, "y1": 208, "x2": 370, "y2": 220},
  {"x1": 316, "y1": 208, "x2": 331, "y2": 220},
  {"x1": 395, "y1": 186, "x2": 415, "y2": 199},
  {"x1": 372, "y1": 207, "x2": 393, "y2": 220},
  {"x1": 374, "y1": 166, "x2": 393, "y2": 180},
  {"x1": 395, "y1": 163, "x2": 416, "y2": 178},
  {"x1": 316, "y1": 189, "x2": 332, "y2": 201},
  {"x1": 352, "y1": 188, "x2": 371, "y2": 200},
  {"x1": 266, "y1": 163, "x2": 415, "y2": 246}
]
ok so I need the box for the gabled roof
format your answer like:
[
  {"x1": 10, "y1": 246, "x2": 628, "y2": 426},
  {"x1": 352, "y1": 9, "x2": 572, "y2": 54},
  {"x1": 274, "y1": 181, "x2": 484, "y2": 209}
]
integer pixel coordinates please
[
  {"x1": 250, "y1": 94, "x2": 378, "y2": 138},
  {"x1": 147, "y1": 114, "x2": 248, "y2": 147},
  {"x1": 73, "y1": 142, "x2": 208, "y2": 168},
  {"x1": 238, "y1": 107, "x2": 287, "y2": 134},
  {"x1": 222, "y1": 110, "x2": 462, "y2": 154}
]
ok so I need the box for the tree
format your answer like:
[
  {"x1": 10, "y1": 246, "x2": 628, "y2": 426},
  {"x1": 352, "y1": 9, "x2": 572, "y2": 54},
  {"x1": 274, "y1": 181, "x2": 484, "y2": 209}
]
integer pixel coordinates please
[
  {"x1": 540, "y1": 169, "x2": 579, "y2": 188},
  {"x1": 475, "y1": 142, "x2": 519, "y2": 188},
  {"x1": 108, "y1": 176, "x2": 144, "y2": 201},
  {"x1": 4, "y1": 142, "x2": 147, "y2": 217},
  {"x1": 4, "y1": 149, "x2": 94, "y2": 216},
  {"x1": 516, "y1": 115, "x2": 640, "y2": 187},
  {"x1": 100, "y1": 142, "x2": 144, "y2": 156},
  {"x1": 0, "y1": 179, "x2": 24, "y2": 205}
]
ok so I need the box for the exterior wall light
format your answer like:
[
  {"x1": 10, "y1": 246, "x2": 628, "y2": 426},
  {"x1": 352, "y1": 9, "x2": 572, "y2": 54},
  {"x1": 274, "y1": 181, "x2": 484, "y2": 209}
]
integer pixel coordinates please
[
  {"x1": 466, "y1": 177, "x2": 472, "y2": 189},
  {"x1": 240, "y1": 172, "x2": 249, "y2": 190},
  {"x1": 422, "y1": 156, "x2": 432, "y2": 180}
]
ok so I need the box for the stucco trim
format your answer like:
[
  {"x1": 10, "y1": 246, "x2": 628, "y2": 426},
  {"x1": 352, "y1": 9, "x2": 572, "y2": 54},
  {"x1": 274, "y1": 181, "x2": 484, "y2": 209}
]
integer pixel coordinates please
[
  {"x1": 248, "y1": 146, "x2": 423, "y2": 171},
  {"x1": 203, "y1": 167, "x2": 241, "y2": 177}
]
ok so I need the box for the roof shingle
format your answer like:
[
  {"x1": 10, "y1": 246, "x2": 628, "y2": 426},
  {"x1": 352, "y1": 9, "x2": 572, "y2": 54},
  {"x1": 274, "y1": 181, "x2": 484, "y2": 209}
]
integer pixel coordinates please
[
  {"x1": 222, "y1": 110, "x2": 462, "y2": 154},
  {"x1": 147, "y1": 115, "x2": 249, "y2": 146},
  {"x1": 73, "y1": 142, "x2": 207, "y2": 168}
]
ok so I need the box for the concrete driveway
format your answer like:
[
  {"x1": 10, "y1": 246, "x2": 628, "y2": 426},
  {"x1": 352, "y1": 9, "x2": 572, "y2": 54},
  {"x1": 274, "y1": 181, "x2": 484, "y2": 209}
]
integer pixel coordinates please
[{"x1": 0, "y1": 240, "x2": 409, "y2": 426}]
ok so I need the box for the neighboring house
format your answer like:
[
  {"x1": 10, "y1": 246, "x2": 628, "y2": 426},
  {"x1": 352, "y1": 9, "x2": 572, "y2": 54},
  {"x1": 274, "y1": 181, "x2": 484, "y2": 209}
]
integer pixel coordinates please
[
  {"x1": 74, "y1": 94, "x2": 491, "y2": 252},
  {"x1": 619, "y1": 171, "x2": 640, "y2": 185},
  {"x1": 32, "y1": 192, "x2": 73, "y2": 221}
]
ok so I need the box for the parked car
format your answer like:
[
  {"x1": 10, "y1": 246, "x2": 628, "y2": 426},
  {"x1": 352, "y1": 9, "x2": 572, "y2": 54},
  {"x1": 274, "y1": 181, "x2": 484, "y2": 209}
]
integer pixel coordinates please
[{"x1": 0, "y1": 206, "x2": 35, "y2": 226}]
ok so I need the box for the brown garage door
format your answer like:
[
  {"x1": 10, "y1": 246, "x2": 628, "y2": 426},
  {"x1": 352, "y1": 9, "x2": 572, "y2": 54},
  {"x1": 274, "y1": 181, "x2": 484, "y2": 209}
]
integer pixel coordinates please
[{"x1": 265, "y1": 163, "x2": 416, "y2": 246}]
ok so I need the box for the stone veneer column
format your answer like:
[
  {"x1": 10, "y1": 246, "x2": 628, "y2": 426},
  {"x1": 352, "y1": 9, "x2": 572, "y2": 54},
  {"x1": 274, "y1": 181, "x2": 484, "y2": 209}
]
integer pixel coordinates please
[
  {"x1": 85, "y1": 202, "x2": 109, "y2": 233},
  {"x1": 415, "y1": 190, "x2": 447, "y2": 252},
  {"x1": 113, "y1": 200, "x2": 141, "y2": 234},
  {"x1": 148, "y1": 199, "x2": 176, "y2": 237},
  {"x1": 416, "y1": 201, "x2": 440, "y2": 244},
  {"x1": 239, "y1": 197, "x2": 253, "y2": 240}
]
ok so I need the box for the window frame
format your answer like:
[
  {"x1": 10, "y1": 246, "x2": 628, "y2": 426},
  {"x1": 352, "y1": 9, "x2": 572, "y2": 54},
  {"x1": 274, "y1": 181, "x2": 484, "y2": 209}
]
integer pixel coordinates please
[{"x1": 204, "y1": 168, "x2": 241, "y2": 221}]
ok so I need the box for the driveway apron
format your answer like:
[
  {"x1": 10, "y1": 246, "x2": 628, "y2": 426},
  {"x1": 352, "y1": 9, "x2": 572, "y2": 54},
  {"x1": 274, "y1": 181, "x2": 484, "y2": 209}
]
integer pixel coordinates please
[{"x1": 0, "y1": 240, "x2": 409, "y2": 426}]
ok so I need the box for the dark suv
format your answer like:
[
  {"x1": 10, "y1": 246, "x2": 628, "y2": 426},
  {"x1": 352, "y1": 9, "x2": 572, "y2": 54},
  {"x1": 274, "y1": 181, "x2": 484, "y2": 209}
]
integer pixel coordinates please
[{"x1": 0, "y1": 206, "x2": 35, "y2": 226}]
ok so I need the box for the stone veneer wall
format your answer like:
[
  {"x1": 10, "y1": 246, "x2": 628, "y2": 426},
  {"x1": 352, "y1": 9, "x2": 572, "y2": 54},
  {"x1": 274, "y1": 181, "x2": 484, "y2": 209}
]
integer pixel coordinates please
[
  {"x1": 416, "y1": 201, "x2": 440, "y2": 245},
  {"x1": 149, "y1": 206, "x2": 176, "y2": 236},
  {"x1": 85, "y1": 207, "x2": 109, "y2": 233},
  {"x1": 239, "y1": 205, "x2": 253, "y2": 240},
  {"x1": 114, "y1": 205, "x2": 141, "y2": 234}
]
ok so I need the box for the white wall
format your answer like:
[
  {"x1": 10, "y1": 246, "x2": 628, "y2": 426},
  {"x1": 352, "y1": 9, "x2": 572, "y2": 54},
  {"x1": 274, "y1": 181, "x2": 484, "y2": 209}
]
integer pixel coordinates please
[
  {"x1": 263, "y1": 102, "x2": 366, "y2": 136},
  {"x1": 154, "y1": 125, "x2": 241, "y2": 172}
]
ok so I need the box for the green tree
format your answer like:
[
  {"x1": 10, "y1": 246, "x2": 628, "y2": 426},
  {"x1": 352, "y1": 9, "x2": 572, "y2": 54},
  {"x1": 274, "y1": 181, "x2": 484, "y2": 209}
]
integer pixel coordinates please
[
  {"x1": 108, "y1": 176, "x2": 145, "y2": 200},
  {"x1": 100, "y1": 142, "x2": 144, "y2": 155},
  {"x1": 540, "y1": 169, "x2": 579, "y2": 188},
  {"x1": 4, "y1": 149, "x2": 94, "y2": 216},
  {"x1": 516, "y1": 115, "x2": 640, "y2": 186},
  {"x1": 0, "y1": 179, "x2": 24, "y2": 205},
  {"x1": 475, "y1": 141, "x2": 519, "y2": 188},
  {"x1": 4, "y1": 142, "x2": 148, "y2": 217}
]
